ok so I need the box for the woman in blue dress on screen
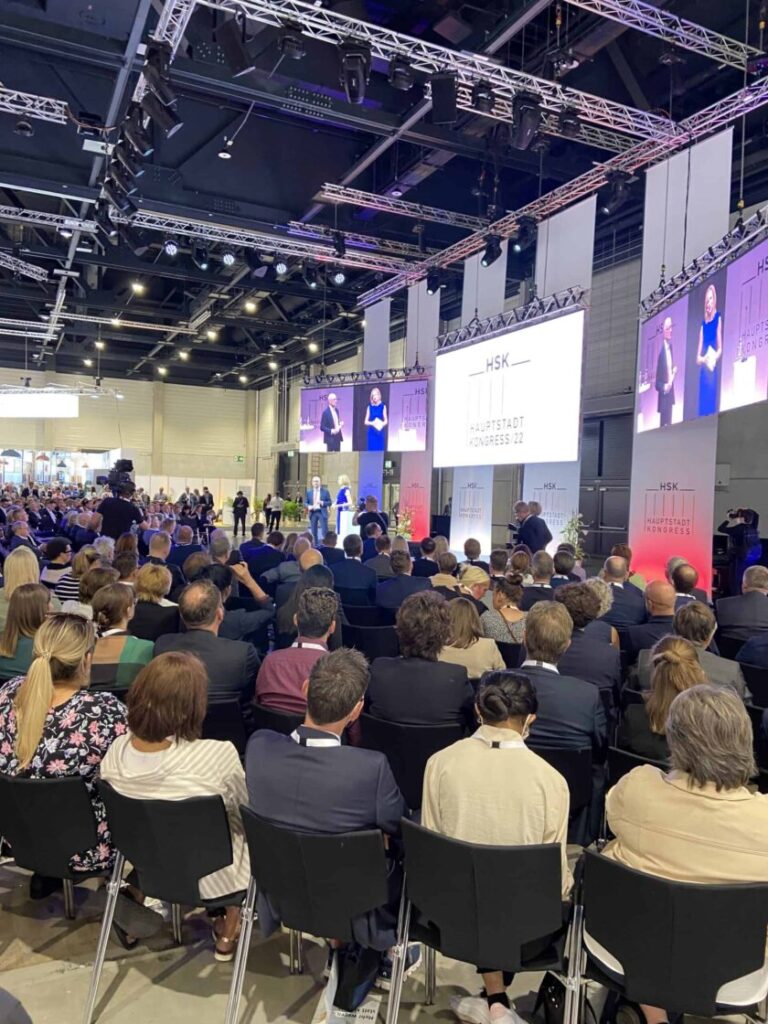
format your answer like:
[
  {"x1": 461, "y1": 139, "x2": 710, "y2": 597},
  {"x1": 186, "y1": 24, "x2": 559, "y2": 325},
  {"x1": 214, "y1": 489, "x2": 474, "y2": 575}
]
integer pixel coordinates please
[
  {"x1": 335, "y1": 474, "x2": 353, "y2": 533},
  {"x1": 696, "y1": 283, "x2": 723, "y2": 417},
  {"x1": 364, "y1": 387, "x2": 388, "y2": 451}
]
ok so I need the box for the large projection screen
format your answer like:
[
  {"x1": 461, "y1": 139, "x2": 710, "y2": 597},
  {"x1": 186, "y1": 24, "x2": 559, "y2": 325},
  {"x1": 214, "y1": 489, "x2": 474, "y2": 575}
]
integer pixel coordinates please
[{"x1": 433, "y1": 310, "x2": 585, "y2": 468}]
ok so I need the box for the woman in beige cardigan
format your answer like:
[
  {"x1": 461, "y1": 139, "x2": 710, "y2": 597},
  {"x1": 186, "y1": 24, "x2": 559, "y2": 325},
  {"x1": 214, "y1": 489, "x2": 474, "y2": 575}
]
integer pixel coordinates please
[{"x1": 438, "y1": 597, "x2": 505, "y2": 680}]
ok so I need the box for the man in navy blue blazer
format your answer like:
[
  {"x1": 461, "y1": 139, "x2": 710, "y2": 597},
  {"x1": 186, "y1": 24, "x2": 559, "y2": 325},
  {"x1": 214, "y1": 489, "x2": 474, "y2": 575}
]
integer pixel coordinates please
[
  {"x1": 600, "y1": 555, "x2": 647, "y2": 629},
  {"x1": 331, "y1": 533, "x2": 378, "y2": 605},
  {"x1": 511, "y1": 500, "x2": 553, "y2": 554},
  {"x1": 319, "y1": 530, "x2": 345, "y2": 566},
  {"x1": 412, "y1": 537, "x2": 439, "y2": 579},
  {"x1": 238, "y1": 523, "x2": 266, "y2": 561},
  {"x1": 376, "y1": 550, "x2": 431, "y2": 612},
  {"x1": 555, "y1": 583, "x2": 621, "y2": 716}
]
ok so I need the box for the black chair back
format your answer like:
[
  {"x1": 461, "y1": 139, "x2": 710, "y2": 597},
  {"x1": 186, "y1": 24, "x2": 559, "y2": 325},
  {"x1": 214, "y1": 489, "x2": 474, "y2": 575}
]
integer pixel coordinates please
[
  {"x1": 746, "y1": 704, "x2": 768, "y2": 769},
  {"x1": 341, "y1": 623, "x2": 400, "y2": 660},
  {"x1": 97, "y1": 780, "x2": 234, "y2": 906},
  {"x1": 607, "y1": 746, "x2": 667, "y2": 787},
  {"x1": 240, "y1": 807, "x2": 389, "y2": 941},
  {"x1": 496, "y1": 641, "x2": 525, "y2": 669},
  {"x1": 620, "y1": 687, "x2": 645, "y2": 708},
  {"x1": 359, "y1": 713, "x2": 463, "y2": 809},
  {"x1": 202, "y1": 698, "x2": 247, "y2": 755},
  {"x1": 342, "y1": 604, "x2": 382, "y2": 627},
  {"x1": 335, "y1": 586, "x2": 373, "y2": 607},
  {"x1": 402, "y1": 819, "x2": 563, "y2": 972},
  {"x1": 582, "y1": 848, "x2": 768, "y2": 1015},
  {"x1": 0, "y1": 775, "x2": 97, "y2": 879},
  {"x1": 252, "y1": 701, "x2": 303, "y2": 736},
  {"x1": 715, "y1": 633, "x2": 744, "y2": 661},
  {"x1": 529, "y1": 746, "x2": 593, "y2": 816},
  {"x1": 741, "y1": 663, "x2": 768, "y2": 707}
]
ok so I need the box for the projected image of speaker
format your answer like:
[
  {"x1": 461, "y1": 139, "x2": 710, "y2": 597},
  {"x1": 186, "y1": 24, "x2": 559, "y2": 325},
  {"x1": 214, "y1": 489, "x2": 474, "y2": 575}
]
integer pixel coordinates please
[{"x1": 431, "y1": 71, "x2": 458, "y2": 125}]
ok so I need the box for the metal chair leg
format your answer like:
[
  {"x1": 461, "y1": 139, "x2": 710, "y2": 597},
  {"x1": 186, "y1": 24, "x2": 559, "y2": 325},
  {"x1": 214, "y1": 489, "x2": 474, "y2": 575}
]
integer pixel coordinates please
[
  {"x1": 295, "y1": 930, "x2": 304, "y2": 974},
  {"x1": 385, "y1": 888, "x2": 412, "y2": 1024},
  {"x1": 82, "y1": 853, "x2": 125, "y2": 1024},
  {"x1": 289, "y1": 929, "x2": 301, "y2": 975},
  {"x1": 171, "y1": 903, "x2": 183, "y2": 945},
  {"x1": 424, "y1": 946, "x2": 436, "y2": 1005},
  {"x1": 63, "y1": 878, "x2": 76, "y2": 920},
  {"x1": 224, "y1": 881, "x2": 257, "y2": 1024},
  {"x1": 563, "y1": 902, "x2": 584, "y2": 1024}
]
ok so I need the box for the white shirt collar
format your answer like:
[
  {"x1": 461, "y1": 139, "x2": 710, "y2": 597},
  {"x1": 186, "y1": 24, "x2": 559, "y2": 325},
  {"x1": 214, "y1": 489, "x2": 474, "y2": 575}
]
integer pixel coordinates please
[
  {"x1": 290, "y1": 729, "x2": 340, "y2": 748},
  {"x1": 522, "y1": 659, "x2": 559, "y2": 674}
]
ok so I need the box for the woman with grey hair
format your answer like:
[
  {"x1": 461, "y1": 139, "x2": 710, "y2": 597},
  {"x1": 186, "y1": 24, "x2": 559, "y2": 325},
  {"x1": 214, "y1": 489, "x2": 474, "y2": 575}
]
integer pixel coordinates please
[
  {"x1": 594, "y1": 685, "x2": 768, "y2": 1020},
  {"x1": 93, "y1": 535, "x2": 115, "y2": 564},
  {"x1": 583, "y1": 577, "x2": 620, "y2": 648}
]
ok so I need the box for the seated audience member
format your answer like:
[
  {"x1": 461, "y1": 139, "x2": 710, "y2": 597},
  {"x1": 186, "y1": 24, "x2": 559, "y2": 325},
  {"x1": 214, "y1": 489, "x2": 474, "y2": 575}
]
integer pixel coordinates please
[
  {"x1": 422, "y1": 672, "x2": 571, "y2": 1024},
  {"x1": 0, "y1": 547, "x2": 48, "y2": 633},
  {"x1": 129, "y1": 563, "x2": 180, "y2": 641},
  {"x1": 93, "y1": 534, "x2": 114, "y2": 565},
  {"x1": 600, "y1": 555, "x2": 648, "y2": 630},
  {"x1": 199, "y1": 563, "x2": 274, "y2": 643},
  {"x1": 115, "y1": 532, "x2": 139, "y2": 559},
  {"x1": 482, "y1": 574, "x2": 527, "y2": 645},
  {"x1": 618, "y1": 636, "x2": 705, "y2": 762},
  {"x1": 558, "y1": 542, "x2": 586, "y2": 582},
  {"x1": 331, "y1": 533, "x2": 378, "y2": 606},
  {"x1": 239, "y1": 522, "x2": 266, "y2": 562},
  {"x1": 555, "y1": 584, "x2": 621, "y2": 707},
  {"x1": 599, "y1": 685, "x2": 768, "y2": 1024},
  {"x1": 390, "y1": 535, "x2": 410, "y2": 556},
  {"x1": 182, "y1": 550, "x2": 213, "y2": 585},
  {"x1": 412, "y1": 537, "x2": 439, "y2": 578},
  {"x1": 114, "y1": 551, "x2": 139, "y2": 588},
  {"x1": 167, "y1": 524, "x2": 202, "y2": 568},
  {"x1": 715, "y1": 564, "x2": 768, "y2": 643},
  {"x1": 246, "y1": 649, "x2": 409, "y2": 965},
  {"x1": 637, "y1": 601, "x2": 749, "y2": 699},
  {"x1": 483, "y1": 549, "x2": 510, "y2": 608},
  {"x1": 0, "y1": 583, "x2": 50, "y2": 682},
  {"x1": 665, "y1": 555, "x2": 708, "y2": 605},
  {"x1": 261, "y1": 537, "x2": 311, "y2": 588},
  {"x1": 276, "y1": 563, "x2": 342, "y2": 648},
  {"x1": 362, "y1": 523, "x2": 383, "y2": 562},
  {"x1": 520, "y1": 552, "x2": 555, "y2": 610},
  {"x1": 73, "y1": 512, "x2": 99, "y2": 552},
  {"x1": 583, "y1": 578, "x2": 621, "y2": 648},
  {"x1": 671, "y1": 562, "x2": 706, "y2": 609},
  {"x1": 319, "y1": 530, "x2": 345, "y2": 567},
  {"x1": 431, "y1": 552, "x2": 461, "y2": 597},
  {"x1": 438, "y1": 597, "x2": 505, "y2": 680},
  {"x1": 376, "y1": 550, "x2": 431, "y2": 612},
  {"x1": 433, "y1": 535, "x2": 450, "y2": 558},
  {"x1": 551, "y1": 550, "x2": 579, "y2": 587},
  {"x1": 622, "y1": 580, "x2": 677, "y2": 664},
  {"x1": 461, "y1": 538, "x2": 489, "y2": 574},
  {"x1": 255, "y1": 588, "x2": 335, "y2": 713},
  {"x1": 62, "y1": 565, "x2": 120, "y2": 620},
  {"x1": 90, "y1": 584, "x2": 154, "y2": 692},
  {"x1": 509, "y1": 548, "x2": 534, "y2": 585},
  {"x1": 457, "y1": 565, "x2": 491, "y2": 617},
  {"x1": 365, "y1": 533, "x2": 395, "y2": 580},
  {"x1": 102, "y1": 652, "x2": 250, "y2": 961},
  {"x1": 246, "y1": 530, "x2": 284, "y2": 579},
  {"x1": 368, "y1": 591, "x2": 474, "y2": 729},
  {"x1": 40, "y1": 538, "x2": 73, "y2": 591},
  {"x1": 155, "y1": 579, "x2": 260, "y2": 701},
  {"x1": 0, "y1": 614, "x2": 126, "y2": 879},
  {"x1": 282, "y1": 532, "x2": 298, "y2": 560},
  {"x1": 54, "y1": 546, "x2": 100, "y2": 604},
  {"x1": 9, "y1": 521, "x2": 40, "y2": 555},
  {"x1": 147, "y1": 532, "x2": 184, "y2": 592},
  {"x1": 610, "y1": 543, "x2": 646, "y2": 591}
]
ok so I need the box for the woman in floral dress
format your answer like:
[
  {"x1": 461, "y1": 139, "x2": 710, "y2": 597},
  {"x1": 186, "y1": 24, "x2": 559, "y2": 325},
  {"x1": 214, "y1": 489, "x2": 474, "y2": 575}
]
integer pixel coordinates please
[{"x1": 0, "y1": 613, "x2": 127, "y2": 873}]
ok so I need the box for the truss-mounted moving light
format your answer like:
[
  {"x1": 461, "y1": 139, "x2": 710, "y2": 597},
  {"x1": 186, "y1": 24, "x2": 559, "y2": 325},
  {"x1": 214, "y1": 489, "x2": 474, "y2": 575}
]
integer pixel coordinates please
[
  {"x1": 481, "y1": 233, "x2": 502, "y2": 267},
  {"x1": 140, "y1": 92, "x2": 183, "y2": 139},
  {"x1": 221, "y1": 247, "x2": 237, "y2": 268},
  {"x1": 123, "y1": 104, "x2": 154, "y2": 158},
  {"x1": 512, "y1": 216, "x2": 537, "y2": 253},
  {"x1": 388, "y1": 55, "x2": 414, "y2": 92},
  {"x1": 332, "y1": 231, "x2": 346, "y2": 259},
  {"x1": 279, "y1": 24, "x2": 306, "y2": 61},
  {"x1": 511, "y1": 92, "x2": 542, "y2": 150},
  {"x1": 338, "y1": 40, "x2": 371, "y2": 105},
  {"x1": 600, "y1": 170, "x2": 632, "y2": 216},
  {"x1": 471, "y1": 80, "x2": 495, "y2": 115},
  {"x1": 143, "y1": 41, "x2": 178, "y2": 108},
  {"x1": 331, "y1": 267, "x2": 346, "y2": 286},
  {"x1": 303, "y1": 263, "x2": 320, "y2": 289},
  {"x1": 274, "y1": 256, "x2": 289, "y2": 276},
  {"x1": 163, "y1": 237, "x2": 179, "y2": 258},
  {"x1": 558, "y1": 106, "x2": 581, "y2": 139},
  {"x1": 426, "y1": 267, "x2": 443, "y2": 294}
]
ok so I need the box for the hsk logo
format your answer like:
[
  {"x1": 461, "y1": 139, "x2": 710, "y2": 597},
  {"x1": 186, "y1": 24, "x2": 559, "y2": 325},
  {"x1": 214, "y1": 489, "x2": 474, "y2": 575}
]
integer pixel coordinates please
[
  {"x1": 486, "y1": 352, "x2": 511, "y2": 372},
  {"x1": 659, "y1": 482, "x2": 679, "y2": 490}
]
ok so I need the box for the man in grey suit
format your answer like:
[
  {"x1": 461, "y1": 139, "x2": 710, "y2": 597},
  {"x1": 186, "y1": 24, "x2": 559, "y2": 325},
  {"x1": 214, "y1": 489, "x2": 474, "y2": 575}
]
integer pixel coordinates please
[
  {"x1": 715, "y1": 565, "x2": 768, "y2": 643},
  {"x1": 636, "y1": 601, "x2": 750, "y2": 701},
  {"x1": 365, "y1": 533, "x2": 395, "y2": 580}
]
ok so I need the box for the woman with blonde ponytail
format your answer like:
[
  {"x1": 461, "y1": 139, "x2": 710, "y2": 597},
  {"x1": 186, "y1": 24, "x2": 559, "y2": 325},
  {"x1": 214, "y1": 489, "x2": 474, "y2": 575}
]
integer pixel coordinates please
[
  {"x1": 0, "y1": 613, "x2": 127, "y2": 874},
  {"x1": 618, "y1": 635, "x2": 707, "y2": 761}
]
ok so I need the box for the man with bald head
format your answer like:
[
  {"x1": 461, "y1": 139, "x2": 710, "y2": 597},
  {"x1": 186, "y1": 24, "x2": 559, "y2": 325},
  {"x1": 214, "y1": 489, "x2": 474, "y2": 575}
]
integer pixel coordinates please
[
  {"x1": 671, "y1": 562, "x2": 709, "y2": 609},
  {"x1": 655, "y1": 313, "x2": 677, "y2": 427},
  {"x1": 622, "y1": 579, "x2": 677, "y2": 664},
  {"x1": 600, "y1": 555, "x2": 647, "y2": 629},
  {"x1": 167, "y1": 523, "x2": 203, "y2": 569}
]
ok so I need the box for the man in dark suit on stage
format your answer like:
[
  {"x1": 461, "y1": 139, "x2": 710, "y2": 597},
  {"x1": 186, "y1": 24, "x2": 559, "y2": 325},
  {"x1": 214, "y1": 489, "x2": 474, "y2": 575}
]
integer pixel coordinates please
[
  {"x1": 305, "y1": 475, "x2": 332, "y2": 547},
  {"x1": 510, "y1": 500, "x2": 552, "y2": 553},
  {"x1": 654, "y1": 315, "x2": 677, "y2": 428},
  {"x1": 320, "y1": 392, "x2": 344, "y2": 452}
]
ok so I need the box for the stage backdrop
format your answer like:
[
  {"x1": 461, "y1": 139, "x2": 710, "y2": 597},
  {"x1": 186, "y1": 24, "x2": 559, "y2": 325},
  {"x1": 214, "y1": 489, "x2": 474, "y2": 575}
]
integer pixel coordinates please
[
  {"x1": 449, "y1": 465, "x2": 494, "y2": 558},
  {"x1": 523, "y1": 460, "x2": 582, "y2": 555}
]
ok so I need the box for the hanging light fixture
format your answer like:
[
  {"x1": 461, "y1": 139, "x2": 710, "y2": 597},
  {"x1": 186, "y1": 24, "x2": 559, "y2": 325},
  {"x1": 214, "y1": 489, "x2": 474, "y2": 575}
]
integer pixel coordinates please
[
  {"x1": 35, "y1": 452, "x2": 50, "y2": 462},
  {"x1": 56, "y1": 459, "x2": 67, "y2": 469},
  {"x1": 1, "y1": 449, "x2": 21, "y2": 458}
]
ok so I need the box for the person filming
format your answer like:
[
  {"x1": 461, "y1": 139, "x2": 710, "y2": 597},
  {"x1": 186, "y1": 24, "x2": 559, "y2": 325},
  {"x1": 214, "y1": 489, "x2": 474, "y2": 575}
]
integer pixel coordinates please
[{"x1": 718, "y1": 507, "x2": 761, "y2": 595}]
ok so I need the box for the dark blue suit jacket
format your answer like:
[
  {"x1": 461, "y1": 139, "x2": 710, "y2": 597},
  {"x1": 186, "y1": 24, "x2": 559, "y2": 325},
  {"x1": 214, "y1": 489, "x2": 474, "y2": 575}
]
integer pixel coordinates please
[
  {"x1": 331, "y1": 558, "x2": 377, "y2": 606},
  {"x1": 716, "y1": 590, "x2": 768, "y2": 642},
  {"x1": 603, "y1": 582, "x2": 647, "y2": 629},
  {"x1": 523, "y1": 663, "x2": 608, "y2": 761},
  {"x1": 557, "y1": 629, "x2": 621, "y2": 708},
  {"x1": 247, "y1": 546, "x2": 284, "y2": 580},
  {"x1": 622, "y1": 614, "x2": 675, "y2": 664},
  {"x1": 375, "y1": 574, "x2": 431, "y2": 611},
  {"x1": 412, "y1": 558, "x2": 439, "y2": 579},
  {"x1": 320, "y1": 545, "x2": 345, "y2": 566},
  {"x1": 167, "y1": 542, "x2": 203, "y2": 569},
  {"x1": 305, "y1": 486, "x2": 333, "y2": 511},
  {"x1": 517, "y1": 515, "x2": 552, "y2": 553},
  {"x1": 520, "y1": 583, "x2": 555, "y2": 611}
]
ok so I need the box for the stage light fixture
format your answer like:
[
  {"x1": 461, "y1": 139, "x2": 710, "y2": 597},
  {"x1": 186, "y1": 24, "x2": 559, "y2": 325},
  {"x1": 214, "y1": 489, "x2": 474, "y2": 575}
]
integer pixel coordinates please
[
  {"x1": 94, "y1": 340, "x2": 105, "y2": 351},
  {"x1": 332, "y1": 231, "x2": 346, "y2": 259},
  {"x1": 131, "y1": 280, "x2": 145, "y2": 295},
  {"x1": 218, "y1": 139, "x2": 234, "y2": 160},
  {"x1": 274, "y1": 256, "x2": 289, "y2": 276},
  {"x1": 102, "y1": 179, "x2": 137, "y2": 216},
  {"x1": 122, "y1": 226, "x2": 150, "y2": 257},
  {"x1": 332, "y1": 267, "x2": 346, "y2": 286},
  {"x1": 123, "y1": 105, "x2": 154, "y2": 158},
  {"x1": 111, "y1": 316, "x2": 122, "y2": 327},
  {"x1": 600, "y1": 171, "x2": 631, "y2": 216},
  {"x1": 268, "y1": 359, "x2": 279, "y2": 371},
  {"x1": 193, "y1": 245, "x2": 210, "y2": 271},
  {"x1": 179, "y1": 349, "x2": 189, "y2": 361},
  {"x1": 338, "y1": 40, "x2": 371, "y2": 105},
  {"x1": 83, "y1": 358, "x2": 93, "y2": 367},
  {"x1": 279, "y1": 25, "x2": 306, "y2": 60},
  {"x1": 481, "y1": 233, "x2": 502, "y2": 267},
  {"x1": 431, "y1": 71, "x2": 458, "y2": 125},
  {"x1": 471, "y1": 80, "x2": 495, "y2": 114},
  {"x1": 157, "y1": 365, "x2": 168, "y2": 376},
  {"x1": 108, "y1": 160, "x2": 139, "y2": 197},
  {"x1": 206, "y1": 328, "x2": 218, "y2": 341},
  {"x1": 244, "y1": 299, "x2": 257, "y2": 313},
  {"x1": 143, "y1": 41, "x2": 178, "y2": 107},
  {"x1": 390, "y1": 185, "x2": 404, "y2": 198},
  {"x1": 163, "y1": 237, "x2": 179, "y2": 258},
  {"x1": 512, "y1": 216, "x2": 536, "y2": 253},
  {"x1": 388, "y1": 56, "x2": 414, "y2": 92},
  {"x1": 93, "y1": 200, "x2": 118, "y2": 240},
  {"x1": 308, "y1": 341, "x2": 319, "y2": 353},
  {"x1": 426, "y1": 267, "x2": 442, "y2": 294},
  {"x1": 221, "y1": 247, "x2": 237, "y2": 267},
  {"x1": 14, "y1": 119, "x2": 34, "y2": 138},
  {"x1": 304, "y1": 263, "x2": 320, "y2": 289},
  {"x1": 58, "y1": 226, "x2": 73, "y2": 239},
  {"x1": 558, "y1": 106, "x2": 581, "y2": 139},
  {"x1": 238, "y1": 374, "x2": 248, "y2": 384},
  {"x1": 511, "y1": 92, "x2": 542, "y2": 150},
  {"x1": 140, "y1": 92, "x2": 183, "y2": 138},
  {"x1": 113, "y1": 143, "x2": 145, "y2": 179}
]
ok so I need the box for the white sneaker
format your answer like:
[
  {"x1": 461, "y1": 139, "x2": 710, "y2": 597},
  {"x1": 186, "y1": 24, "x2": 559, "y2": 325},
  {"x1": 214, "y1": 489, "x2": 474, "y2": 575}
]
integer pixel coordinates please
[
  {"x1": 450, "y1": 995, "x2": 491, "y2": 1024},
  {"x1": 489, "y1": 1005, "x2": 527, "y2": 1024}
]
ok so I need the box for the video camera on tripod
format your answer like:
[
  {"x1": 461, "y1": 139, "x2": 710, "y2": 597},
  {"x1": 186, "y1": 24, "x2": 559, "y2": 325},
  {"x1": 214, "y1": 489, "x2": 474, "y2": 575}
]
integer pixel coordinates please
[{"x1": 107, "y1": 458, "x2": 135, "y2": 496}]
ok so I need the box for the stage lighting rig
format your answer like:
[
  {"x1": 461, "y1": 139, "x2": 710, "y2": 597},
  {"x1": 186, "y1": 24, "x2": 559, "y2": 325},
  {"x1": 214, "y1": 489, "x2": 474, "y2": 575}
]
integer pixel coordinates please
[
  {"x1": 331, "y1": 267, "x2": 347, "y2": 286},
  {"x1": 123, "y1": 105, "x2": 153, "y2": 158},
  {"x1": 303, "y1": 263, "x2": 320, "y2": 289},
  {"x1": 338, "y1": 40, "x2": 371, "y2": 105},
  {"x1": 426, "y1": 267, "x2": 443, "y2": 294},
  {"x1": 511, "y1": 92, "x2": 542, "y2": 150},
  {"x1": 471, "y1": 80, "x2": 495, "y2": 115},
  {"x1": 102, "y1": 179, "x2": 137, "y2": 216},
  {"x1": 558, "y1": 107, "x2": 581, "y2": 139},
  {"x1": 278, "y1": 25, "x2": 306, "y2": 61},
  {"x1": 332, "y1": 231, "x2": 346, "y2": 259},
  {"x1": 140, "y1": 92, "x2": 183, "y2": 138},
  {"x1": 481, "y1": 234, "x2": 502, "y2": 267},
  {"x1": 221, "y1": 247, "x2": 237, "y2": 267},
  {"x1": 388, "y1": 56, "x2": 414, "y2": 92},
  {"x1": 163, "y1": 237, "x2": 179, "y2": 258},
  {"x1": 193, "y1": 245, "x2": 210, "y2": 271},
  {"x1": 512, "y1": 216, "x2": 536, "y2": 253},
  {"x1": 143, "y1": 41, "x2": 178, "y2": 108},
  {"x1": 600, "y1": 170, "x2": 632, "y2": 216}
]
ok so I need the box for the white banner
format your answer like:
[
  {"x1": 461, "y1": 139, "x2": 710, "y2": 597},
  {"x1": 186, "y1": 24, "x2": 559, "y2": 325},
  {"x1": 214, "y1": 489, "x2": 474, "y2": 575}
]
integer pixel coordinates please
[
  {"x1": 450, "y1": 465, "x2": 495, "y2": 558},
  {"x1": 523, "y1": 461, "x2": 582, "y2": 555}
]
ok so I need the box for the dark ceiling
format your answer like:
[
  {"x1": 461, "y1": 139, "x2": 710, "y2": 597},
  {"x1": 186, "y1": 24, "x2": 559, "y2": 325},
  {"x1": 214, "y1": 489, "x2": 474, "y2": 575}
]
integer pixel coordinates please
[{"x1": 0, "y1": 0, "x2": 765, "y2": 390}]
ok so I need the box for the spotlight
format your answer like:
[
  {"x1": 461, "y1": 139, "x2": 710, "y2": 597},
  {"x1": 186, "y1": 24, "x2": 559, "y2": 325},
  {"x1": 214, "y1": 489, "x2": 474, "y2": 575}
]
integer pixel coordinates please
[
  {"x1": 268, "y1": 359, "x2": 279, "y2": 371},
  {"x1": 163, "y1": 237, "x2": 179, "y2": 258},
  {"x1": 332, "y1": 267, "x2": 347, "y2": 286},
  {"x1": 558, "y1": 106, "x2": 581, "y2": 139},
  {"x1": 512, "y1": 216, "x2": 537, "y2": 253},
  {"x1": 122, "y1": 225, "x2": 150, "y2": 257},
  {"x1": 303, "y1": 263, "x2": 320, "y2": 289},
  {"x1": 157, "y1": 365, "x2": 168, "y2": 376},
  {"x1": 140, "y1": 92, "x2": 183, "y2": 138},
  {"x1": 102, "y1": 178, "x2": 137, "y2": 216},
  {"x1": 193, "y1": 245, "x2": 210, "y2": 271},
  {"x1": 83, "y1": 358, "x2": 94, "y2": 367},
  {"x1": 600, "y1": 170, "x2": 631, "y2": 216},
  {"x1": 274, "y1": 256, "x2": 289, "y2": 276},
  {"x1": 471, "y1": 80, "x2": 495, "y2": 114},
  {"x1": 108, "y1": 160, "x2": 139, "y2": 196},
  {"x1": 511, "y1": 92, "x2": 542, "y2": 150},
  {"x1": 94, "y1": 199, "x2": 118, "y2": 239},
  {"x1": 390, "y1": 185, "x2": 404, "y2": 198},
  {"x1": 58, "y1": 226, "x2": 73, "y2": 239},
  {"x1": 426, "y1": 267, "x2": 442, "y2": 294},
  {"x1": 95, "y1": 340, "x2": 105, "y2": 351},
  {"x1": 179, "y1": 349, "x2": 189, "y2": 361},
  {"x1": 14, "y1": 119, "x2": 34, "y2": 138},
  {"x1": 308, "y1": 341, "x2": 319, "y2": 354},
  {"x1": 206, "y1": 328, "x2": 218, "y2": 341},
  {"x1": 244, "y1": 299, "x2": 257, "y2": 313},
  {"x1": 332, "y1": 231, "x2": 346, "y2": 259},
  {"x1": 218, "y1": 139, "x2": 234, "y2": 160},
  {"x1": 238, "y1": 374, "x2": 248, "y2": 384},
  {"x1": 338, "y1": 40, "x2": 371, "y2": 105},
  {"x1": 221, "y1": 247, "x2": 237, "y2": 267},
  {"x1": 143, "y1": 41, "x2": 178, "y2": 107},
  {"x1": 113, "y1": 143, "x2": 144, "y2": 179},
  {"x1": 131, "y1": 280, "x2": 145, "y2": 295},
  {"x1": 111, "y1": 316, "x2": 122, "y2": 327},
  {"x1": 278, "y1": 25, "x2": 306, "y2": 60},
  {"x1": 123, "y1": 104, "x2": 154, "y2": 158},
  {"x1": 481, "y1": 233, "x2": 502, "y2": 267},
  {"x1": 388, "y1": 55, "x2": 414, "y2": 92},
  {"x1": 245, "y1": 250, "x2": 267, "y2": 278},
  {"x1": 430, "y1": 71, "x2": 458, "y2": 125}
]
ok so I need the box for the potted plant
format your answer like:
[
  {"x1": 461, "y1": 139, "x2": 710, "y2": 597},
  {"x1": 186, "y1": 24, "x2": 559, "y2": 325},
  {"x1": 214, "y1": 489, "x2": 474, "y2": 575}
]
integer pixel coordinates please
[
  {"x1": 561, "y1": 511, "x2": 589, "y2": 561},
  {"x1": 282, "y1": 499, "x2": 302, "y2": 524}
]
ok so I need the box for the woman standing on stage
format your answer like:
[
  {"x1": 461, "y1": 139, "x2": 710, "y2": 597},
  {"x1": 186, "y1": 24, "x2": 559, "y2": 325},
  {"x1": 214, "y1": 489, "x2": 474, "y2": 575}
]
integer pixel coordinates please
[
  {"x1": 696, "y1": 283, "x2": 723, "y2": 417},
  {"x1": 335, "y1": 475, "x2": 353, "y2": 533}
]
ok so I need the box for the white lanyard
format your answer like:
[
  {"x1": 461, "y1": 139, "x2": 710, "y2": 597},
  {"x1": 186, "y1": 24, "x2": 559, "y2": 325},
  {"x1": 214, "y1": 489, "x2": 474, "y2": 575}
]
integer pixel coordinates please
[
  {"x1": 290, "y1": 730, "x2": 340, "y2": 748},
  {"x1": 471, "y1": 731, "x2": 526, "y2": 750},
  {"x1": 100, "y1": 629, "x2": 127, "y2": 637},
  {"x1": 291, "y1": 641, "x2": 327, "y2": 652}
]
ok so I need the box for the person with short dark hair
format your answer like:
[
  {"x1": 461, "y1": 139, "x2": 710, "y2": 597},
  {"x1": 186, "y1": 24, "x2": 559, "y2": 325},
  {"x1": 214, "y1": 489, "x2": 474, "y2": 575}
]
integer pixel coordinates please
[
  {"x1": 97, "y1": 484, "x2": 147, "y2": 541},
  {"x1": 40, "y1": 537, "x2": 72, "y2": 591},
  {"x1": 555, "y1": 583, "x2": 621, "y2": 708},
  {"x1": 90, "y1": 583, "x2": 154, "y2": 692},
  {"x1": 355, "y1": 495, "x2": 389, "y2": 539},
  {"x1": 199, "y1": 563, "x2": 274, "y2": 643},
  {"x1": 376, "y1": 549, "x2": 431, "y2": 612},
  {"x1": 246, "y1": 530, "x2": 285, "y2": 579},
  {"x1": 520, "y1": 551, "x2": 554, "y2": 611},
  {"x1": 239, "y1": 522, "x2": 266, "y2": 561},
  {"x1": 551, "y1": 550, "x2": 578, "y2": 587},
  {"x1": 102, "y1": 651, "x2": 250, "y2": 961},
  {"x1": 600, "y1": 555, "x2": 647, "y2": 628},
  {"x1": 423, "y1": 671, "x2": 571, "y2": 1024},
  {"x1": 413, "y1": 536, "x2": 439, "y2": 579},
  {"x1": 232, "y1": 490, "x2": 250, "y2": 538},
  {"x1": 319, "y1": 529, "x2": 345, "y2": 566},
  {"x1": 331, "y1": 533, "x2": 377, "y2": 606},
  {"x1": 484, "y1": 549, "x2": 509, "y2": 607},
  {"x1": 114, "y1": 551, "x2": 139, "y2": 587},
  {"x1": 362, "y1": 522, "x2": 383, "y2": 562},
  {"x1": 365, "y1": 532, "x2": 395, "y2": 580},
  {"x1": 481, "y1": 574, "x2": 527, "y2": 644}
]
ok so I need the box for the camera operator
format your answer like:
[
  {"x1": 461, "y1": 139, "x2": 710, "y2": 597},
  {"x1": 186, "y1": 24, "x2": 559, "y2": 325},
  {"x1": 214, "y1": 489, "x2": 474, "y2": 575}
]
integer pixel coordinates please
[
  {"x1": 98, "y1": 482, "x2": 148, "y2": 540},
  {"x1": 718, "y1": 507, "x2": 762, "y2": 595}
]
